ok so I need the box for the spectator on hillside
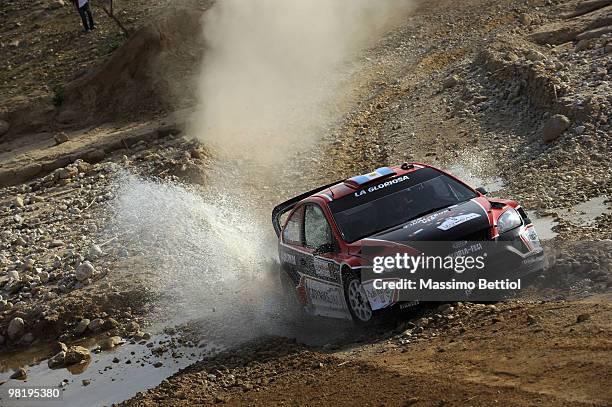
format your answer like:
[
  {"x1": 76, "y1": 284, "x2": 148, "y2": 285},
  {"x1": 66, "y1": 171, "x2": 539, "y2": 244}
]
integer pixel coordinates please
[{"x1": 73, "y1": 0, "x2": 95, "y2": 32}]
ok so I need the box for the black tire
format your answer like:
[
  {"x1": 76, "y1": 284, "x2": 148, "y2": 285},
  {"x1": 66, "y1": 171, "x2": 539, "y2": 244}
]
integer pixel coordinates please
[{"x1": 343, "y1": 271, "x2": 375, "y2": 325}]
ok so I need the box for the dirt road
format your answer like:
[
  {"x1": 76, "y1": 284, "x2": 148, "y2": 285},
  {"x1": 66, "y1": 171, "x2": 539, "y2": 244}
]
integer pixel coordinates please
[{"x1": 124, "y1": 298, "x2": 612, "y2": 406}]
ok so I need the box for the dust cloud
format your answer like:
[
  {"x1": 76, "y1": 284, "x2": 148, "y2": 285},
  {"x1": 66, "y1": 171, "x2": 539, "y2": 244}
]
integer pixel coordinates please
[
  {"x1": 190, "y1": 0, "x2": 414, "y2": 162},
  {"x1": 110, "y1": 1, "x2": 413, "y2": 345}
]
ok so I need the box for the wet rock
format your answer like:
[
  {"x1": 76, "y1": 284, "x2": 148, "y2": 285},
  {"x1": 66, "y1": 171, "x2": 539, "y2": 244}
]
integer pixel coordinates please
[
  {"x1": 54, "y1": 342, "x2": 68, "y2": 353},
  {"x1": 99, "y1": 336, "x2": 122, "y2": 350},
  {"x1": 576, "y1": 313, "x2": 590, "y2": 323},
  {"x1": 8, "y1": 317, "x2": 25, "y2": 340},
  {"x1": 153, "y1": 362, "x2": 163, "y2": 368},
  {"x1": 21, "y1": 332, "x2": 34, "y2": 343},
  {"x1": 74, "y1": 318, "x2": 90, "y2": 335},
  {"x1": 88, "y1": 318, "x2": 105, "y2": 332},
  {"x1": 133, "y1": 331, "x2": 145, "y2": 340},
  {"x1": 75, "y1": 261, "x2": 96, "y2": 282},
  {"x1": 543, "y1": 114, "x2": 570, "y2": 142},
  {"x1": 64, "y1": 346, "x2": 91, "y2": 365},
  {"x1": 10, "y1": 368, "x2": 27, "y2": 380},
  {"x1": 126, "y1": 321, "x2": 140, "y2": 332},
  {"x1": 103, "y1": 318, "x2": 119, "y2": 330},
  {"x1": 48, "y1": 351, "x2": 66, "y2": 369},
  {"x1": 82, "y1": 379, "x2": 91, "y2": 386}
]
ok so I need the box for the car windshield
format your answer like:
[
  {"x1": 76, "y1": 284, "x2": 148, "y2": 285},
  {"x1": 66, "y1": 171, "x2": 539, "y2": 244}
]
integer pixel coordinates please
[{"x1": 328, "y1": 167, "x2": 478, "y2": 243}]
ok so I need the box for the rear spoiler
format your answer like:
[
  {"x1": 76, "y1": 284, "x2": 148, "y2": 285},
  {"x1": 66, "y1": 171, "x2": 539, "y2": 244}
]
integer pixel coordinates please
[{"x1": 272, "y1": 180, "x2": 341, "y2": 237}]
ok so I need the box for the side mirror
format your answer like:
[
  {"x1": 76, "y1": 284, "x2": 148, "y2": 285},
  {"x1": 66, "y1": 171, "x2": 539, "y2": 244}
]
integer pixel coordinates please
[
  {"x1": 476, "y1": 187, "x2": 488, "y2": 196},
  {"x1": 314, "y1": 242, "x2": 338, "y2": 255}
]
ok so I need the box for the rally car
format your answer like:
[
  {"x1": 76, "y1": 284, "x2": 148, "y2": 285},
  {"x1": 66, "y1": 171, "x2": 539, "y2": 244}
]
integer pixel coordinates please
[{"x1": 272, "y1": 163, "x2": 543, "y2": 324}]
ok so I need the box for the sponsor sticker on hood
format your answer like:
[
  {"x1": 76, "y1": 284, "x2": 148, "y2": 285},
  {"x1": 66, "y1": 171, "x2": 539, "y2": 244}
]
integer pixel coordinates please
[{"x1": 437, "y1": 213, "x2": 481, "y2": 231}]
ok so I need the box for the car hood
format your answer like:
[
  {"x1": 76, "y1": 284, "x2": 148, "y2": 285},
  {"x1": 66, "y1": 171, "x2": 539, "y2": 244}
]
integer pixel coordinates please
[{"x1": 364, "y1": 198, "x2": 491, "y2": 243}]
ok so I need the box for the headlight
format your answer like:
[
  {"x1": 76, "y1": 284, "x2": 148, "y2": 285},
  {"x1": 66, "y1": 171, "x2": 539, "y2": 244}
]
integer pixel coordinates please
[{"x1": 497, "y1": 208, "x2": 522, "y2": 234}]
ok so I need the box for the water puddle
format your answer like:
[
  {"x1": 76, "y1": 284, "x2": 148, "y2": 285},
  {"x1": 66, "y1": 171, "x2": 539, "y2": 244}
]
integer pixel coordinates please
[
  {"x1": 0, "y1": 332, "x2": 212, "y2": 407},
  {"x1": 0, "y1": 312, "x2": 359, "y2": 407},
  {"x1": 530, "y1": 214, "x2": 559, "y2": 240},
  {"x1": 530, "y1": 195, "x2": 610, "y2": 241}
]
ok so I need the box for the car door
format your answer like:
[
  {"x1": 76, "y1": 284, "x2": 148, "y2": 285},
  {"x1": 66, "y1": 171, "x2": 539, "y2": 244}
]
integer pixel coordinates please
[{"x1": 302, "y1": 204, "x2": 347, "y2": 317}]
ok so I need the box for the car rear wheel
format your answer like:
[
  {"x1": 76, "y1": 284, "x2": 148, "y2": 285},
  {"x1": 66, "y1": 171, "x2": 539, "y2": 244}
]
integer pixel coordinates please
[{"x1": 344, "y1": 273, "x2": 373, "y2": 324}]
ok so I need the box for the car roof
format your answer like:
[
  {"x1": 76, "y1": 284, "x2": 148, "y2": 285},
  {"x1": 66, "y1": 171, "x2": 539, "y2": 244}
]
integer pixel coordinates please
[{"x1": 311, "y1": 163, "x2": 430, "y2": 202}]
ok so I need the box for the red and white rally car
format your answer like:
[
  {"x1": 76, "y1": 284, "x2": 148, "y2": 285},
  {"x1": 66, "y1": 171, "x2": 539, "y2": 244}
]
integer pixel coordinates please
[{"x1": 272, "y1": 163, "x2": 543, "y2": 324}]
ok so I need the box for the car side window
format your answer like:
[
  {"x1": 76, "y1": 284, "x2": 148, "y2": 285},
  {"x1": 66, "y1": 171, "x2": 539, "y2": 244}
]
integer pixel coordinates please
[
  {"x1": 283, "y1": 206, "x2": 304, "y2": 245},
  {"x1": 304, "y1": 205, "x2": 333, "y2": 249}
]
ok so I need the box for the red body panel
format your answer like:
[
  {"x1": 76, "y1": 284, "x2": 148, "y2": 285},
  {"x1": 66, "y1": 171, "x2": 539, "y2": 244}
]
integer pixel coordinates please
[{"x1": 279, "y1": 163, "x2": 520, "y2": 268}]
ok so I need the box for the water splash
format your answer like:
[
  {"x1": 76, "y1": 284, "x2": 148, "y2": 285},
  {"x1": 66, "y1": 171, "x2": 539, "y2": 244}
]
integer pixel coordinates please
[{"x1": 108, "y1": 172, "x2": 353, "y2": 347}]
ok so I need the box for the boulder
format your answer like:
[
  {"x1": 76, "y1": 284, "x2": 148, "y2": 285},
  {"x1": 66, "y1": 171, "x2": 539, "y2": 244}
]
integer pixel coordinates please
[
  {"x1": 74, "y1": 318, "x2": 90, "y2": 335},
  {"x1": 99, "y1": 336, "x2": 123, "y2": 350},
  {"x1": 64, "y1": 346, "x2": 91, "y2": 366},
  {"x1": 88, "y1": 318, "x2": 105, "y2": 332},
  {"x1": 543, "y1": 114, "x2": 570, "y2": 142},
  {"x1": 48, "y1": 351, "x2": 66, "y2": 369},
  {"x1": 75, "y1": 261, "x2": 96, "y2": 282},
  {"x1": 54, "y1": 132, "x2": 69, "y2": 145},
  {"x1": 8, "y1": 317, "x2": 25, "y2": 340},
  {"x1": 10, "y1": 368, "x2": 27, "y2": 380}
]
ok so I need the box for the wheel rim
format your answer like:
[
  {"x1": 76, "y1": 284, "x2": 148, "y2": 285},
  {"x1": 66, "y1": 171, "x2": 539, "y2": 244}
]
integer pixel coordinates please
[{"x1": 347, "y1": 279, "x2": 372, "y2": 322}]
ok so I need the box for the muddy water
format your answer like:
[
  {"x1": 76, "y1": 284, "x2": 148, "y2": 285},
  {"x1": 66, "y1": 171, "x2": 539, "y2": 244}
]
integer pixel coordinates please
[
  {"x1": 0, "y1": 333, "x2": 214, "y2": 407},
  {"x1": 443, "y1": 163, "x2": 610, "y2": 241},
  {"x1": 530, "y1": 195, "x2": 610, "y2": 240},
  {"x1": 0, "y1": 316, "x2": 357, "y2": 407}
]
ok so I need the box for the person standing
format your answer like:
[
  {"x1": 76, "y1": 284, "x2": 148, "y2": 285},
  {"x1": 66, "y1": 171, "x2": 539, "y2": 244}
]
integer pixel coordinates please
[{"x1": 74, "y1": 0, "x2": 95, "y2": 32}]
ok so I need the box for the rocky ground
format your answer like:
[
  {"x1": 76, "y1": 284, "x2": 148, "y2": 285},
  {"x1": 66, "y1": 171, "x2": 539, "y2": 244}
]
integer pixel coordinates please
[
  {"x1": 0, "y1": 0, "x2": 611, "y2": 406},
  {"x1": 123, "y1": 298, "x2": 612, "y2": 406},
  {"x1": 0, "y1": 132, "x2": 209, "y2": 348}
]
